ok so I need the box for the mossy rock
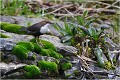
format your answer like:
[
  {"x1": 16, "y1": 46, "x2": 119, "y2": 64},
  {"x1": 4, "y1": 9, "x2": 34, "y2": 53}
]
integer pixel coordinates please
[
  {"x1": 24, "y1": 65, "x2": 41, "y2": 78},
  {"x1": 38, "y1": 60, "x2": 58, "y2": 72},
  {"x1": 0, "y1": 32, "x2": 10, "y2": 38},
  {"x1": 40, "y1": 48, "x2": 50, "y2": 56},
  {"x1": 30, "y1": 38, "x2": 57, "y2": 51},
  {"x1": 33, "y1": 43, "x2": 50, "y2": 56},
  {"x1": 62, "y1": 62, "x2": 72, "y2": 71},
  {"x1": 33, "y1": 43, "x2": 42, "y2": 53},
  {"x1": 0, "y1": 22, "x2": 26, "y2": 34},
  {"x1": 49, "y1": 49, "x2": 63, "y2": 59},
  {"x1": 12, "y1": 45, "x2": 28, "y2": 59},
  {"x1": 17, "y1": 41, "x2": 34, "y2": 51},
  {"x1": 41, "y1": 40, "x2": 57, "y2": 51}
]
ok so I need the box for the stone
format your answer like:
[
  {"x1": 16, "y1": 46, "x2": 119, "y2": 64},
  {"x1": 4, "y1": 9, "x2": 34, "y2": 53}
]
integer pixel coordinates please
[
  {"x1": 4, "y1": 43, "x2": 14, "y2": 51},
  {"x1": 0, "y1": 38, "x2": 7, "y2": 45},
  {"x1": 65, "y1": 67, "x2": 77, "y2": 77},
  {"x1": 0, "y1": 62, "x2": 26, "y2": 76},
  {"x1": 40, "y1": 35, "x2": 78, "y2": 56}
]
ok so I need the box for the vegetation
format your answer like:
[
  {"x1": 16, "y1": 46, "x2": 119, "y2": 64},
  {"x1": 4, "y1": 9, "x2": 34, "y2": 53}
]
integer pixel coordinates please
[
  {"x1": 0, "y1": 22, "x2": 26, "y2": 34},
  {"x1": 37, "y1": 60, "x2": 58, "y2": 73},
  {"x1": 17, "y1": 41, "x2": 34, "y2": 51},
  {"x1": 24, "y1": 65, "x2": 41, "y2": 78},
  {"x1": 12, "y1": 40, "x2": 62, "y2": 59},
  {"x1": 62, "y1": 62, "x2": 72, "y2": 71},
  {"x1": 30, "y1": 38, "x2": 57, "y2": 51},
  {"x1": 49, "y1": 49, "x2": 63, "y2": 59},
  {"x1": 12, "y1": 45, "x2": 28, "y2": 59},
  {"x1": 0, "y1": 32, "x2": 10, "y2": 38},
  {"x1": 0, "y1": 0, "x2": 42, "y2": 17}
]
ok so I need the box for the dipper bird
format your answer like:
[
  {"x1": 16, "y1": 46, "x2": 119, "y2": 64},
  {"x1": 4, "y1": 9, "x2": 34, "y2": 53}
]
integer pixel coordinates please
[{"x1": 20, "y1": 20, "x2": 53, "y2": 46}]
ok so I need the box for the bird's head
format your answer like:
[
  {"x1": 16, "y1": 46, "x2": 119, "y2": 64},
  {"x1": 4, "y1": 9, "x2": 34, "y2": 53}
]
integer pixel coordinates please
[{"x1": 40, "y1": 20, "x2": 53, "y2": 34}]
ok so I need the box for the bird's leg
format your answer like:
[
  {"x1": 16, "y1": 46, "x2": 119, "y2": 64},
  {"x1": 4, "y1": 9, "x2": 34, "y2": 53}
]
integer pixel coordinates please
[
  {"x1": 35, "y1": 37, "x2": 39, "y2": 44},
  {"x1": 36, "y1": 36, "x2": 44, "y2": 47},
  {"x1": 38, "y1": 39, "x2": 44, "y2": 47}
]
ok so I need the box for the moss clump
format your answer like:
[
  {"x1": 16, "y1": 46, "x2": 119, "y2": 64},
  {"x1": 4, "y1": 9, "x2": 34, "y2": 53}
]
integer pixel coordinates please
[
  {"x1": 30, "y1": 38, "x2": 57, "y2": 51},
  {"x1": 62, "y1": 62, "x2": 72, "y2": 71},
  {"x1": 0, "y1": 32, "x2": 10, "y2": 38},
  {"x1": 49, "y1": 49, "x2": 63, "y2": 59},
  {"x1": 38, "y1": 60, "x2": 58, "y2": 72},
  {"x1": 12, "y1": 45, "x2": 28, "y2": 59},
  {"x1": 0, "y1": 22, "x2": 26, "y2": 34},
  {"x1": 33, "y1": 43, "x2": 42, "y2": 53},
  {"x1": 17, "y1": 42, "x2": 34, "y2": 51},
  {"x1": 41, "y1": 40, "x2": 57, "y2": 51},
  {"x1": 40, "y1": 48, "x2": 50, "y2": 56},
  {"x1": 24, "y1": 65, "x2": 41, "y2": 78}
]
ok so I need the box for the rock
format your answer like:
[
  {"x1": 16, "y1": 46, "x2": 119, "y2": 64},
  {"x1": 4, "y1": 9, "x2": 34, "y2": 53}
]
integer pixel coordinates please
[
  {"x1": 48, "y1": 24, "x2": 62, "y2": 37},
  {"x1": 35, "y1": 54, "x2": 57, "y2": 62},
  {"x1": 0, "y1": 62, "x2": 26, "y2": 76},
  {"x1": 0, "y1": 38, "x2": 16, "y2": 51},
  {"x1": 2, "y1": 72, "x2": 25, "y2": 79},
  {"x1": 40, "y1": 35, "x2": 78, "y2": 56},
  {"x1": 0, "y1": 31, "x2": 34, "y2": 42},
  {"x1": 28, "y1": 52, "x2": 34, "y2": 57},
  {"x1": 65, "y1": 67, "x2": 77, "y2": 76},
  {"x1": 0, "y1": 16, "x2": 45, "y2": 27},
  {"x1": 0, "y1": 38, "x2": 7, "y2": 50},
  {"x1": 4, "y1": 43, "x2": 14, "y2": 51}
]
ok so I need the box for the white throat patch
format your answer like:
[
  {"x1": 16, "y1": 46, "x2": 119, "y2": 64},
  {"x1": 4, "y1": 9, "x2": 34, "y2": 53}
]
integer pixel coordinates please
[{"x1": 40, "y1": 24, "x2": 50, "y2": 34}]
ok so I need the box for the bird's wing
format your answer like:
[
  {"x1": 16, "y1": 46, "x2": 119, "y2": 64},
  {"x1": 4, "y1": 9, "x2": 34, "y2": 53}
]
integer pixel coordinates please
[{"x1": 27, "y1": 22, "x2": 41, "y2": 31}]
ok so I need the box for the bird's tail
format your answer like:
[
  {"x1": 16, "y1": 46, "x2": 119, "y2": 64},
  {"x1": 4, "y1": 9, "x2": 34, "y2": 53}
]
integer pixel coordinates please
[{"x1": 20, "y1": 27, "x2": 27, "y2": 31}]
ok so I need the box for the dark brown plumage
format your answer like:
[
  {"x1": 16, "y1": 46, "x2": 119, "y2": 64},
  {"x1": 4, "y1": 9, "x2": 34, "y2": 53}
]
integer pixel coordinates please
[{"x1": 21, "y1": 20, "x2": 52, "y2": 38}]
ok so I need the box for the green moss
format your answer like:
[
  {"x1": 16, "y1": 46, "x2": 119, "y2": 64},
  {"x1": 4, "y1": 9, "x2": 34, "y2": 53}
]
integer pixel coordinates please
[
  {"x1": 12, "y1": 45, "x2": 28, "y2": 59},
  {"x1": 62, "y1": 62, "x2": 72, "y2": 71},
  {"x1": 33, "y1": 43, "x2": 42, "y2": 53},
  {"x1": 0, "y1": 22, "x2": 26, "y2": 34},
  {"x1": 40, "y1": 48, "x2": 50, "y2": 56},
  {"x1": 38, "y1": 60, "x2": 58, "y2": 72},
  {"x1": 17, "y1": 42, "x2": 34, "y2": 51},
  {"x1": 24, "y1": 65, "x2": 41, "y2": 78},
  {"x1": 30, "y1": 39, "x2": 63, "y2": 59},
  {"x1": 41, "y1": 40, "x2": 57, "y2": 51},
  {"x1": 29, "y1": 38, "x2": 36, "y2": 43},
  {"x1": 49, "y1": 49, "x2": 63, "y2": 59},
  {"x1": 30, "y1": 38, "x2": 57, "y2": 51},
  {"x1": 0, "y1": 32, "x2": 10, "y2": 38}
]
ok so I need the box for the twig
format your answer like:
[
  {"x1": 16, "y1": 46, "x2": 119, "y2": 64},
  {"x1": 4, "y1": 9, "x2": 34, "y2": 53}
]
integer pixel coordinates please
[
  {"x1": 45, "y1": 4, "x2": 73, "y2": 15},
  {"x1": 105, "y1": 1, "x2": 119, "y2": 9},
  {"x1": 98, "y1": 1, "x2": 119, "y2": 13},
  {"x1": 51, "y1": 13, "x2": 82, "y2": 17},
  {"x1": 87, "y1": 1, "x2": 120, "y2": 9}
]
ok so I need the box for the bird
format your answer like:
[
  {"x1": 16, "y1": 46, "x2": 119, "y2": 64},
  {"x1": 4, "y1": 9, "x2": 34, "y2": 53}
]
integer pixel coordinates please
[{"x1": 20, "y1": 20, "x2": 53, "y2": 46}]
